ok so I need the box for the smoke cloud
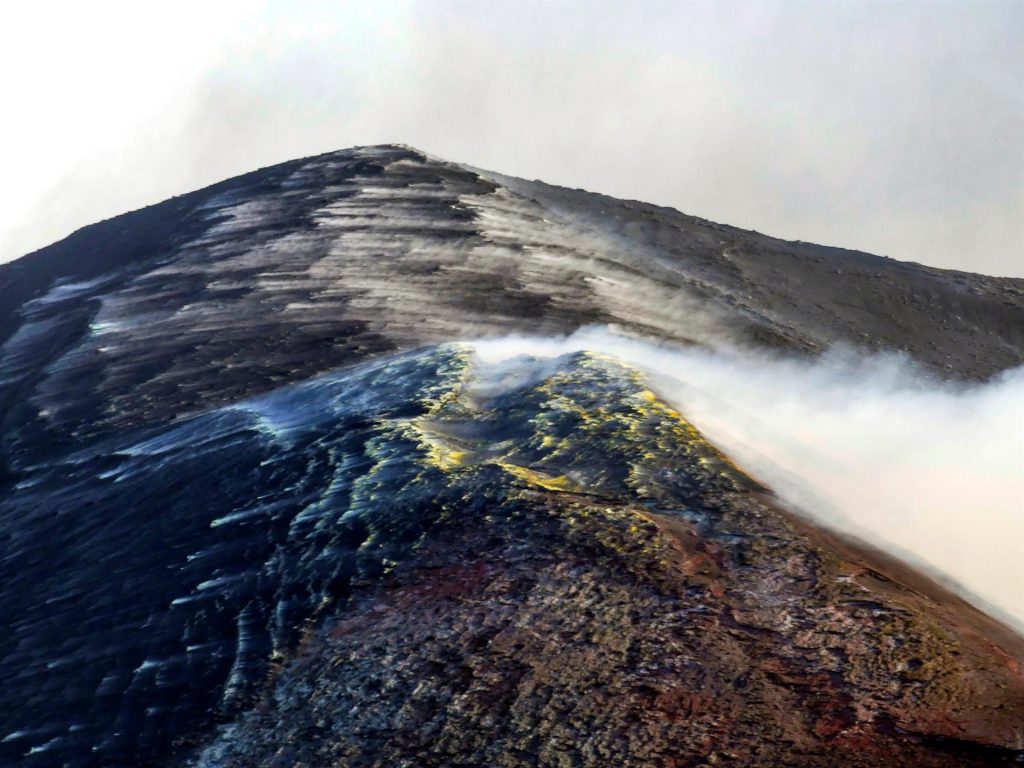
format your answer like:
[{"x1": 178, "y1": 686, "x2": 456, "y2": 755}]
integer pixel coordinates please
[{"x1": 471, "y1": 327, "x2": 1024, "y2": 631}]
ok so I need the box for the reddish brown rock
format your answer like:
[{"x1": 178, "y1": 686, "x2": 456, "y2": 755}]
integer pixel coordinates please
[{"x1": 185, "y1": 352, "x2": 1024, "y2": 767}]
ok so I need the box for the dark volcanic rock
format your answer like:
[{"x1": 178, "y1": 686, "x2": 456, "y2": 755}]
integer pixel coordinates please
[
  {"x1": 1, "y1": 146, "x2": 1022, "y2": 767},
  {"x1": 0, "y1": 349, "x2": 470, "y2": 765}
]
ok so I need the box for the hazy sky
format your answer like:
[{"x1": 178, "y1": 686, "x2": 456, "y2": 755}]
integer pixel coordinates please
[{"x1": 2, "y1": 0, "x2": 1022, "y2": 276}]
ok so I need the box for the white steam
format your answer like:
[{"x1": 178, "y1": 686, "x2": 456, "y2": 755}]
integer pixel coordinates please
[{"x1": 471, "y1": 327, "x2": 1024, "y2": 630}]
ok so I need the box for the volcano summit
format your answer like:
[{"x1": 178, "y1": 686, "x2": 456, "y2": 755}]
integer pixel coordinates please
[{"x1": 1, "y1": 145, "x2": 1022, "y2": 767}]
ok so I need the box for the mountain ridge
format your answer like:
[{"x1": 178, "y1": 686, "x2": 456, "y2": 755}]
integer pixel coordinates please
[{"x1": 2, "y1": 145, "x2": 1022, "y2": 483}]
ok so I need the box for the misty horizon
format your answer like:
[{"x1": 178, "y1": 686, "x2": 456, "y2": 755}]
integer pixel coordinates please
[{"x1": 2, "y1": 1, "x2": 1022, "y2": 277}]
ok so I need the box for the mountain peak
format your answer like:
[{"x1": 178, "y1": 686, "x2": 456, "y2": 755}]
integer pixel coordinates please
[{"x1": 1, "y1": 149, "x2": 1023, "y2": 767}]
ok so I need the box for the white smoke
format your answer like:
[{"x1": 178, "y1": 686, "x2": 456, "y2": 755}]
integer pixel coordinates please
[{"x1": 470, "y1": 326, "x2": 1024, "y2": 631}]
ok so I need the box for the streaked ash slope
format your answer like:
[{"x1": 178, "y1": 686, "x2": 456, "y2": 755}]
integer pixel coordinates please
[{"x1": 0, "y1": 145, "x2": 1022, "y2": 767}]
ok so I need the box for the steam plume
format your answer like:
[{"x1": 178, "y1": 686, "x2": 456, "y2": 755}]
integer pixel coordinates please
[{"x1": 471, "y1": 327, "x2": 1024, "y2": 630}]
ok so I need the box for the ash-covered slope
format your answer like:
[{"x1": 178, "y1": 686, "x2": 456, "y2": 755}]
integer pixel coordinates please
[
  {"x1": 1, "y1": 145, "x2": 1023, "y2": 767},
  {"x1": 2, "y1": 145, "x2": 1022, "y2": 481}
]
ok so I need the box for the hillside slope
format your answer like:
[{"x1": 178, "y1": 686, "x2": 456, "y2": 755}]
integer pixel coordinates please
[{"x1": 2, "y1": 145, "x2": 1022, "y2": 482}]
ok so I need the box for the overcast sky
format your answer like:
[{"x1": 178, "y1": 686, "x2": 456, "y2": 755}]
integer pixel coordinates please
[{"x1": 2, "y1": 0, "x2": 1021, "y2": 276}]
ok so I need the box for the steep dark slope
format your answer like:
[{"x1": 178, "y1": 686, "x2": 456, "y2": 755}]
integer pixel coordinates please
[{"x1": 1, "y1": 145, "x2": 1022, "y2": 767}]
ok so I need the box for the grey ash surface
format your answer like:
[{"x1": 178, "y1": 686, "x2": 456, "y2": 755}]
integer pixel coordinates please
[{"x1": 2, "y1": 145, "x2": 1022, "y2": 483}]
